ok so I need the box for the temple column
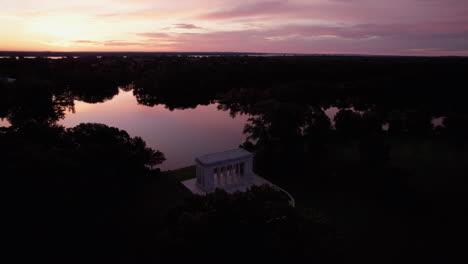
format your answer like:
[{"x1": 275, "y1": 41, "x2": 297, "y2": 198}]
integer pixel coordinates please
[
  {"x1": 233, "y1": 164, "x2": 238, "y2": 184},
  {"x1": 213, "y1": 167, "x2": 218, "y2": 186},
  {"x1": 232, "y1": 165, "x2": 236, "y2": 184},
  {"x1": 227, "y1": 164, "x2": 232, "y2": 185},
  {"x1": 244, "y1": 158, "x2": 254, "y2": 183},
  {"x1": 225, "y1": 165, "x2": 229, "y2": 185},
  {"x1": 204, "y1": 166, "x2": 215, "y2": 192},
  {"x1": 221, "y1": 166, "x2": 226, "y2": 185},
  {"x1": 239, "y1": 162, "x2": 245, "y2": 181},
  {"x1": 196, "y1": 166, "x2": 202, "y2": 185}
]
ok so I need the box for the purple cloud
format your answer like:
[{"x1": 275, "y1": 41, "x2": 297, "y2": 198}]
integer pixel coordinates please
[
  {"x1": 198, "y1": 0, "x2": 468, "y2": 25},
  {"x1": 136, "y1": 20, "x2": 468, "y2": 55},
  {"x1": 200, "y1": 1, "x2": 288, "y2": 20}
]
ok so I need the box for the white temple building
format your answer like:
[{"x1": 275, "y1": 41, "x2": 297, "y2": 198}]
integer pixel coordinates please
[
  {"x1": 0, "y1": 77, "x2": 16, "y2": 84},
  {"x1": 182, "y1": 148, "x2": 295, "y2": 206}
]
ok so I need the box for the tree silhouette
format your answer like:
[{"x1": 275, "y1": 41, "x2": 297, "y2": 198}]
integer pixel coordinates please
[
  {"x1": 161, "y1": 185, "x2": 339, "y2": 261},
  {"x1": 334, "y1": 109, "x2": 362, "y2": 137}
]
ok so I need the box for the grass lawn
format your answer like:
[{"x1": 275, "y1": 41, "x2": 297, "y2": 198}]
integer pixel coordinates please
[
  {"x1": 163, "y1": 165, "x2": 197, "y2": 182},
  {"x1": 140, "y1": 166, "x2": 196, "y2": 229},
  {"x1": 144, "y1": 166, "x2": 196, "y2": 210}
]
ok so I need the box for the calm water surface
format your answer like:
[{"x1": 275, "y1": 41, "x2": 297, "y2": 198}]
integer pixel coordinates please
[
  {"x1": 1, "y1": 88, "x2": 445, "y2": 170},
  {"x1": 59, "y1": 89, "x2": 250, "y2": 170},
  {"x1": 0, "y1": 92, "x2": 351, "y2": 171}
]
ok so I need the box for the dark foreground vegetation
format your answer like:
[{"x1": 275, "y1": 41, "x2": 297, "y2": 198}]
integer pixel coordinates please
[{"x1": 1, "y1": 55, "x2": 467, "y2": 263}]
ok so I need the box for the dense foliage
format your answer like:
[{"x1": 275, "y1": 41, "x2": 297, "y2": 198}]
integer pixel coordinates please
[
  {"x1": 1, "y1": 123, "x2": 165, "y2": 263},
  {"x1": 1, "y1": 55, "x2": 467, "y2": 263},
  {"x1": 158, "y1": 186, "x2": 339, "y2": 262}
]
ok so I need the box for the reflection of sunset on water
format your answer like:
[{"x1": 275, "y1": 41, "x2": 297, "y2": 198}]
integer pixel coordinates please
[
  {"x1": 0, "y1": 118, "x2": 10, "y2": 127},
  {"x1": 60, "y1": 89, "x2": 249, "y2": 170}
]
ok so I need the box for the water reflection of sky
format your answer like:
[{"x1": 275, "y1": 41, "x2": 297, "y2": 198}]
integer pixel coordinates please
[
  {"x1": 0, "y1": 118, "x2": 10, "y2": 127},
  {"x1": 59, "y1": 89, "x2": 250, "y2": 170},
  {"x1": 2, "y1": 89, "x2": 446, "y2": 170}
]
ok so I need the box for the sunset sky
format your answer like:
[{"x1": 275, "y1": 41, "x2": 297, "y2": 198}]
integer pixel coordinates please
[{"x1": 1, "y1": 0, "x2": 467, "y2": 55}]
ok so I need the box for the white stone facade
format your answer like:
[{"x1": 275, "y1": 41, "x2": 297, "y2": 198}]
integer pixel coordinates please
[
  {"x1": 0, "y1": 77, "x2": 16, "y2": 84},
  {"x1": 182, "y1": 148, "x2": 295, "y2": 207},
  {"x1": 194, "y1": 148, "x2": 254, "y2": 193}
]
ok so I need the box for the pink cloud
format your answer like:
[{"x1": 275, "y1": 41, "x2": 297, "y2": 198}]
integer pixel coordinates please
[
  {"x1": 2, "y1": 0, "x2": 467, "y2": 55},
  {"x1": 173, "y1": 23, "x2": 203, "y2": 29},
  {"x1": 199, "y1": 0, "x2": 468, "y2": 25},
  {"x1": 73, "y1": 40, "x2": 100, "y2": 45},
  {"x1": 136, "y1": 20, "x2": 468, "y2": 55},
  {"x1": 200, "y1": 1, "x2": 289, "y2": 20},
  {"x1": 104, "y1": 40, "x2": 145, "y2": 46},
  {"x1": 136, "y1": 33, "x2": 172, "y2": 38}
]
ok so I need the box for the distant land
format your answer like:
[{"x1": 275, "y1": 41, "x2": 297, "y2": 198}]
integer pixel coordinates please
[
  {"x1": 1, "y1": 51, "x2": 465, "y2": 58},
  {"x1": 0, "y1": 51, "x2": 276, "y2": 57}
]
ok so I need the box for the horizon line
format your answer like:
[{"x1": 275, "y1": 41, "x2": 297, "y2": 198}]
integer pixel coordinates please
[{"x1": 0, "y1": 50, "x2": 466, "y2": 58}]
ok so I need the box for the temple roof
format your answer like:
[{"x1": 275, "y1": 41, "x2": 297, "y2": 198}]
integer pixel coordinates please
[{"x1": 196, "y1": 148, "x2": 252, "y2": 166}]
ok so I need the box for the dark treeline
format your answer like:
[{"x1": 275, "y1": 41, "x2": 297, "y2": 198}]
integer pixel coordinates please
[
  {"x1": 0, "y1": 51, "x2": 268, "y2": 57},
  {"x1": 1, "y1": 55, "x2": 468, "y2": 263}
]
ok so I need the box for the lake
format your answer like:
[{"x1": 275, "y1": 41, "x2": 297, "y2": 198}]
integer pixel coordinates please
[
  {"x1": 59, "y1": 88, "x2": 250, "y2": 170},
  {"x1": 0, "y1": 86, "x2": 444, "y2": 171},
  {"x1": 0, "y1": 87, "x2": 388, "y2": 172},
  {"x1": 0, "y1": 85, "x2": 342, "y2": 171}
]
